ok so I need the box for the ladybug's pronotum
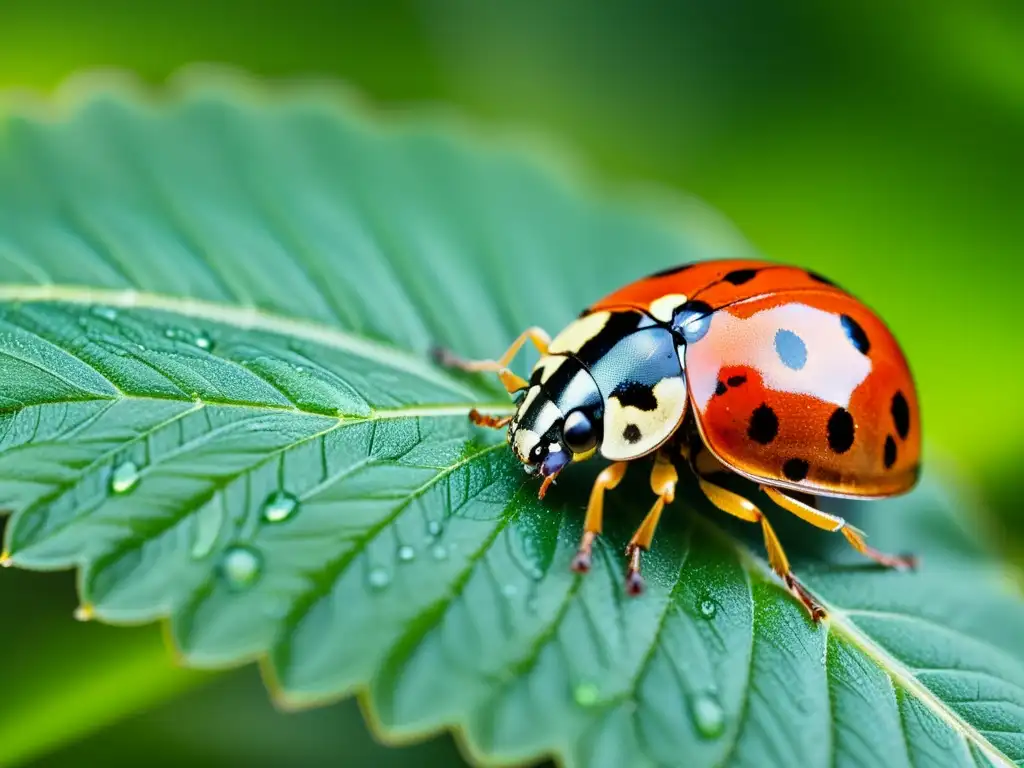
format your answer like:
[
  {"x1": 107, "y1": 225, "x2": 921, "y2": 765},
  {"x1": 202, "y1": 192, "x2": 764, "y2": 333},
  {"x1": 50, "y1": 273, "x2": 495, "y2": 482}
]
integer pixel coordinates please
[{"x1": 440, "y1": 260, "x2": 920, "y2": 620}]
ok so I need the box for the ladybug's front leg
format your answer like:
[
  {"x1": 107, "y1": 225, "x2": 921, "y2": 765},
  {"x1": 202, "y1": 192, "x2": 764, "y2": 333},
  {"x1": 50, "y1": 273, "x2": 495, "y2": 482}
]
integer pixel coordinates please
[
  {"x1": 571, "y1": 462, "x2": 628, "y2": 573},
  {"x1": 433, "y1": 327, "x2": 551, "y2": 395},
  {"x1": 622, "y1": 453, "x2": 678, "y2": 596}
]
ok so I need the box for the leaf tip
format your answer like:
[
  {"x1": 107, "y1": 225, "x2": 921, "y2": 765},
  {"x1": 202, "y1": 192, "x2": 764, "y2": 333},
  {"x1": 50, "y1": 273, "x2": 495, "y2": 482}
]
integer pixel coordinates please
[{"x1": 73, "y1": 603, "x2": 96, "y2": 622}]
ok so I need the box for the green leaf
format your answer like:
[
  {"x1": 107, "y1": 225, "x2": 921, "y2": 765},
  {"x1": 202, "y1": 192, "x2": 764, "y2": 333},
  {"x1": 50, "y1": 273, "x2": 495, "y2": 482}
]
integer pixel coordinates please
[{"x1": 0, "y1": 72, "x2": 1022, "y2": 767}]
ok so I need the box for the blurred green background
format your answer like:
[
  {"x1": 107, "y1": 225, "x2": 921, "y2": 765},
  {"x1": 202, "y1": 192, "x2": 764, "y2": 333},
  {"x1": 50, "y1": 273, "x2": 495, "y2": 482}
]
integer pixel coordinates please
[{"x1": 1, "y1": 1, "x2": 1022, "y2": 765}]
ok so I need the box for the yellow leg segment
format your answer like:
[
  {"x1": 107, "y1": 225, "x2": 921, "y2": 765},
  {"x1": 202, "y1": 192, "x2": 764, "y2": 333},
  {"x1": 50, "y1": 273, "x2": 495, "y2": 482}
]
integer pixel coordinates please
[
  {"x1": 571, "y1": 462, "x2": 628, "y2": 573},
  {"x1": 624, "y1": 455, "x2": 678, "y2": 595},
  {"x1": 761, "y1": 486, "x2": 917, "y2": 570},
  {"x1": 698, "y1": 477, "x2": 826, "y2": 620},
  {"x1": 436, "y1": 327, "x2": 551, "y2": 394},
  {"x1": 467, "y1": 410, "x2": 513, "y2": 430}
]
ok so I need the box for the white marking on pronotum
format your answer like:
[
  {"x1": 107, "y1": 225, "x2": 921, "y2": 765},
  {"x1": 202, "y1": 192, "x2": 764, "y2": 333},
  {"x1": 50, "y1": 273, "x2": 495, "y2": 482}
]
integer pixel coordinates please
[
  {"x1": 548, "y1": 311, "x2": 611, "y2": 355},
  {"x1": 648, "y1": 293, "x2": 688, "y2": 323}
]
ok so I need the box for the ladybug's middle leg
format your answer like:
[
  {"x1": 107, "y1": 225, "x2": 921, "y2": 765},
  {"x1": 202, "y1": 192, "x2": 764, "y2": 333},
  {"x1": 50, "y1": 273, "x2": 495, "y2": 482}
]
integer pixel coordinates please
[
  {"x1": 695, "y1": 473, "x2": 826, "y2": 621},
  {"x1": 622, "y1": 453, "x2": 678, "y2": 596},
  {"x1": 761, "y1": 486, "x2": 917, "y2": 571}
]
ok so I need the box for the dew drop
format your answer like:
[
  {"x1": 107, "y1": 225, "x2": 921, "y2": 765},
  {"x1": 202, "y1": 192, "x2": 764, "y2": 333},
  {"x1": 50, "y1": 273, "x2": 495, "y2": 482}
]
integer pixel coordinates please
[
  {"x1": 574, "y1": 683, "x2": 601, "y2": 707},
  {"x1": 691, "y1": 693, "x2": 726, "y2": 739},
  {"x1": 501, "y1": 583, "x2": 518, "y2": 598},
  {"x1": 262, "y1": 491, "x2": 298, "y2": 523},
  {"x1": 397, "y1": 545, "x2": 416, "y2": 562},
  {"x1": 109, "y1": 460, "x2": 140, "y2": 494},
  {"x1": 195, "y1": 332, "x2": 213, "y2": 351},
  {"x1": 92, "y1": 306, "x2": 118, "y2": 321},
  {"x1": 530, "y1": 567, "x2": 544, "y2": 581},
  {"x1": 431, "y1": 544, "x2": 449, "y2": 561},
  {"x1": 368, "y1": 567, "x2": 391, "y2": 590},
  {"x1": 190, "y1": 501, "x2": 224, "y2": 559},
  {"x1": 164, "y1": 328, "x2": 177, "y2": 339},
  {"x1": 426, "y1": 520, "x2": 443, "y2": 538},
  {"x1": 219, "y1": 545, "x2": 263, "y2": 591},
  {"x1": 73, "y1": 604, "x2": 95, "y2": 622},
  {"x1": 0, "y1": 551, "x2": 12, "y2": 568},
  {"x1": 699, "y1": 597, "x2": 718, "y2": 619}
]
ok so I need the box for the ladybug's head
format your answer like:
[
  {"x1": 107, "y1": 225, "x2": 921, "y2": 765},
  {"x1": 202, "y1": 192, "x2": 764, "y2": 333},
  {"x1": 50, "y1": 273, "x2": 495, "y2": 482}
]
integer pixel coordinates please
[{"x1": 508, "y1": 356, "x2": 604, "y2": 497}]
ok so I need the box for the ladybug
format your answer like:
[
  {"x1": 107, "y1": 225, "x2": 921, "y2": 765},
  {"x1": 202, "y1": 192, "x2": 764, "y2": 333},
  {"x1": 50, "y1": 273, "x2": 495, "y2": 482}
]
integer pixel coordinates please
[{"x1": 440, "y1": 260, "x2": 920, "y2": 620}]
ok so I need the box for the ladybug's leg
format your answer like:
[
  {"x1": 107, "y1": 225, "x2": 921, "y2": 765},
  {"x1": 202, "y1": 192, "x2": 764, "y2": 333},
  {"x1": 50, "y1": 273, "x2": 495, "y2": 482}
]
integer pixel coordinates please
[
  {"x1": 696, "y1": 476, "x2": 826, "y2": 621},
  {"x1": 467, "y1": 410, "x2": 513, "y2": 430},
  {"x1": 433, "y1": 327, "x2": 551, "y2": 395},
  {"x1": 571, "y1": 461, "x2": 629, "y2": 573},
  {"x1": 623, "y1": 454, "x2": 677, "y2": 596},
  {"x1": 761, "y1": 486, "x2": 917, "y2": 570}
]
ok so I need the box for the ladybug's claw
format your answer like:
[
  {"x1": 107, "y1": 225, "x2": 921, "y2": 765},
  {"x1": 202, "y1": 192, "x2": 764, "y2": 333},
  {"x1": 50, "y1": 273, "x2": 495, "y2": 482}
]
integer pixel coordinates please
[
  {"x1": 625, "y1": 544, "x2": 646, "y2": 596},
  {"x1": 785, "y1": 574, "x2": 827, "y2": 622},
  {"x1": 571, "y1": 532, "x2": 596, "y2": 573}
]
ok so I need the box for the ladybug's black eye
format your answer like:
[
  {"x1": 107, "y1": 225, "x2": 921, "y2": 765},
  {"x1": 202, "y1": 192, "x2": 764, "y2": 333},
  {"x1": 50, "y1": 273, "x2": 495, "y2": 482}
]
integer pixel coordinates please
[{"x1": 562, "y1": 410, "x2": 596, "y2": 454}]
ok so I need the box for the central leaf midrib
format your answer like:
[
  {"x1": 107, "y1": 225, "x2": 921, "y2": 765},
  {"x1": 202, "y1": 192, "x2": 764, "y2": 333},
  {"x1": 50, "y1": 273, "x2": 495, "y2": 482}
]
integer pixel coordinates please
[
  {"x1": 728, "y1": 534, "x2": 1018, "y2": 768},
  {"x1": 0, "y1": 283, "x2": 489, "y2": 401}
]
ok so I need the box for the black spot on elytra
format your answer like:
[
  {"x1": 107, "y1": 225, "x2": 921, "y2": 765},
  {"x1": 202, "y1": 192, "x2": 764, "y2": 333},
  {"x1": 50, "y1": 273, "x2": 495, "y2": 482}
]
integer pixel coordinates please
[
  {"x1": 747, "y1": 404, "x2": 779, "y2": 445},
  {"x1": 611, "y1": 381, "x2": 659, "y2": 411},
  {"x1": 727, "y1": 375, "x2": 747, "y2": 387},
  {"x1": 807, "y1": 270, "x2": 837, "y2": 287},
  {"x1": 827, "y1": 407, "x2": 855, "y2": 453},
  {"x1": 715, "y1": 381, "x2": 728, "y2": 396},
  {"x1": 723, "y1": 268, "x2": 758, "y2": 285},
  {"x1": 623, "y1": 424, "x2": 642, "y2": 443},
  {"x1": 884, "y1": 435, "x2": 898, "y2": 469},
  {"x1": 783, "y1": 458, "x2": 810, "y2": 482},
  {"x1": 648, "y1": 262, "x2": 696, "y2": 279},
  {"x1": 891, "y1": 391, "x2": 910, "y2": 440},
  {"x1": 841, "y1": 314, "x2": 871, "y2": 355}
]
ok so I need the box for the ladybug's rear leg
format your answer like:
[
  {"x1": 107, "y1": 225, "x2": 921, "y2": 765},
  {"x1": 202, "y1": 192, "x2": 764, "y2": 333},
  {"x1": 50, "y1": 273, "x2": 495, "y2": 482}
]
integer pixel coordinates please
[
  {"x1": 433, "y1": 327, "x2": 551, "y2": 394},
  {"x1": 761, "y1": 487, "x2": 918, "y2": 571},
  {"x1": 695, "y1": 474, "x2": 826, "y2": 621},
  {"x1": 622, "y1": 454, "x2": 678, "y2": 596},
  {"x1": 571, "y1": 462, "x2": 628, "y2": 573}
]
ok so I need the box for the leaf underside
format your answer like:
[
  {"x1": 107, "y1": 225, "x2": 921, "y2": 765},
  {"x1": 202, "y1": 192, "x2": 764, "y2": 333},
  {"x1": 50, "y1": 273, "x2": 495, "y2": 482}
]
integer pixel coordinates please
[{"x1": 0, "y1": 72, "x2": 1021, "y2": 767}]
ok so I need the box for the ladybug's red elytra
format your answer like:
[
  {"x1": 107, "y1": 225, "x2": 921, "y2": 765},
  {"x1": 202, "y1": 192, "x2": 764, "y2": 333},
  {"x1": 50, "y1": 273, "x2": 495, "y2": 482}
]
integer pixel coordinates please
[{"x1": 441, "y1": 259, "x2": 920, "y2": 620}]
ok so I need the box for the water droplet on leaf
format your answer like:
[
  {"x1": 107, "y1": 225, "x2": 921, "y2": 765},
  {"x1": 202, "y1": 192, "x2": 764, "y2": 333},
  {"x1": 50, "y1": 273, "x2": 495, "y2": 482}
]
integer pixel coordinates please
[
  {"x1": 501, "y1": 584, "x2": 518, "y2": 598},
  {"x1": 110, "y1": 460, "x2": 140, "y2": 494},
  {"x1": 220, "y1": 545, "x2": 263, "y2": 590},
  {"x1": 74, "y1": 604, "x2": 95, "y2": 622},
  {"x1": 195, "y1": 332, "x2": 213, "y2": 351},
  {"x1": 190, "y1": 501, "x2": 224, "y2": 559},
  {"x1": 574, "y1": 683, "x2": 600, "y2": 707},
  {"x1": 691, "y1": 693, "x2": 725, "y2": 738},
  {"x1": 262, "y1": 491, "x2": 298, "y2": 523},
  {"x1": 431, "y1": 544, "x2": 448, "y2": 561},
  {"x1": 368, "y1": 567, "x2": 391, "y2": 590},
  {"x1": 699, "y1": 597, "x2": 718, "y2": 619},
  {"x1": 397, "y1": 545, "x2": 416, "y2": 562},
  {"x1": 92, "y1": 306, "x2": 118, "y2": 321},
  {"x1": 426, "y1": 520, "x2": 442, "y2": 538},
  {"x1": 0, "y1": 551, "x2": 12, "y2": 568}
]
